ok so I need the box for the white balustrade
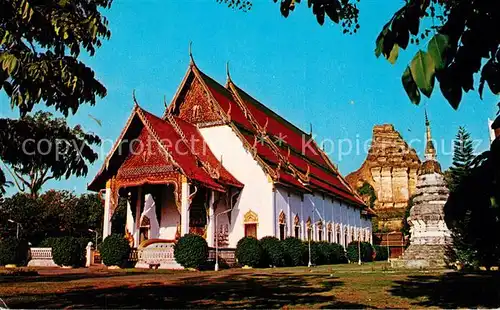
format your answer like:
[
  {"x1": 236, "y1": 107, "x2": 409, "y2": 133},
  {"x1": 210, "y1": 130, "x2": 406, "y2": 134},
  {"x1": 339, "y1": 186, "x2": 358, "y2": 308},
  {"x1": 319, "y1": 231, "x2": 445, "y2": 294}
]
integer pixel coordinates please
[
  {"x1": 28, "y1": 248, "x2": 57, "y2": 267},
  {"x1": 135, "y1": 242, "x2": 183, "y2": 269}
]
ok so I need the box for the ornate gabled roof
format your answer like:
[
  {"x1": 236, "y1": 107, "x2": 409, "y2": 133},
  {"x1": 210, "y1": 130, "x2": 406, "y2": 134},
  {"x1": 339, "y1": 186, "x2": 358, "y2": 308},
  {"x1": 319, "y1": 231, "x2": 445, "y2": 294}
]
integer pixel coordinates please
[
  {"x1": 168, "y1": 61, "x2": 366, "y2": 208},
  {"x1": 88, "y1": 104, "x2": 242, "y2": 192}
]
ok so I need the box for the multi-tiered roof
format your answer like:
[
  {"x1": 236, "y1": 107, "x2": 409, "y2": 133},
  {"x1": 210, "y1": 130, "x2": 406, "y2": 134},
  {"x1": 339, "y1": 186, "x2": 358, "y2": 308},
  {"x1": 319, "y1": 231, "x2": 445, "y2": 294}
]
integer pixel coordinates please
[{"x1": 89, "y1": 60, "x2": 370, "y2": 212}]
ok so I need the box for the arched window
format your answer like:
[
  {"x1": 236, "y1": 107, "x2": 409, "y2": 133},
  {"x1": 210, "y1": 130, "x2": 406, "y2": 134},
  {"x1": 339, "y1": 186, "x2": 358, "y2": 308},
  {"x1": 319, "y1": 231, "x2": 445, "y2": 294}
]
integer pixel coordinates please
[
  {"x1": 327, "y1": 223, "x2": 333, "y2": 243},
  {"x1": 306, "y1": 217, "x2": 312, "y2": 241},
  {"x1": 278, "y1": 211, "x2": 286, "y2": 240},
  {"x1": 336, "y1": 224, "x2": 341, "y2": 244},
  {"x1": 294, "y1": 215, "x2": 300, "y2": 238},
  {"x1": 243, "y1": 210, "x2": 258, "y2": 238},
  {"x1": 317, "y1": 221, "x2": 323, "y2": 242}
]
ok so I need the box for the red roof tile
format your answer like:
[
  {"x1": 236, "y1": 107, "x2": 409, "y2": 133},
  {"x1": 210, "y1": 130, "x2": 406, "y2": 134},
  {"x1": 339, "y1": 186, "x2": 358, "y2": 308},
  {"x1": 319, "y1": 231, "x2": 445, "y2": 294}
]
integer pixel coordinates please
[{"x1": 197, "y1": 68, "x2": 364, "y2": 208}]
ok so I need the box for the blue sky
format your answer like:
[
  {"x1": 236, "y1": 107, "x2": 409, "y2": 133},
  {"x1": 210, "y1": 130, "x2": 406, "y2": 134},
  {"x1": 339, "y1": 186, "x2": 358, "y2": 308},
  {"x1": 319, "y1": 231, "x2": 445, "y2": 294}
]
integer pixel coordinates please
[{"x1": 0, "y1": 0, "x2": 498, "y2": 194}]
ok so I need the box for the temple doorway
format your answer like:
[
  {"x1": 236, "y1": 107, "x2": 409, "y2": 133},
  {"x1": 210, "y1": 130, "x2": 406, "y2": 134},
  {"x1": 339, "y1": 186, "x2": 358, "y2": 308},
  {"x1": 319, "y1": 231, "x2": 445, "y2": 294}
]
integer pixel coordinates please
[
  {"x1": 189, "y1": 187, "x2": 208, "y2": 237},
  {"x1": 139, "y1": 216, "x2": 151, "y2": 244}
]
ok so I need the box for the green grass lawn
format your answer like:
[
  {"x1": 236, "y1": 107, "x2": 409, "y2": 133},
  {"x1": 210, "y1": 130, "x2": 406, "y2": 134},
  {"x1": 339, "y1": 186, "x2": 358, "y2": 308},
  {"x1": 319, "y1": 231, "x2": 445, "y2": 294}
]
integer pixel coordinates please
[{"x1": 1, "y1": 262, "x2": 500, "y2": 309}]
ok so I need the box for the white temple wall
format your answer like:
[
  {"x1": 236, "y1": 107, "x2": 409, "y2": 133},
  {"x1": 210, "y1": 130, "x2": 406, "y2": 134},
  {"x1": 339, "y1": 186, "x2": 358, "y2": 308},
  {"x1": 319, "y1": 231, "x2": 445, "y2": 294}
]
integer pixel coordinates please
[
  {"x1": 159, "y1": 185, "x2": 180, "y2": 240},
  {"x1": 287, "y1": 190, "x2": 303, "y2": 239},
  {"x1": 199, "y1": 125, "x2": 273, "y2": 247}
]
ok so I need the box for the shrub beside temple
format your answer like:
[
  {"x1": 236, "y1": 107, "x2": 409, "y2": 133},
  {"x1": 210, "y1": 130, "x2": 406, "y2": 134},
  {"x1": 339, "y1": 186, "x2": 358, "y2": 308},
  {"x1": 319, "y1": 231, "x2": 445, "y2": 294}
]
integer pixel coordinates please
[
  {"x1": 346, "y1": 241, "x2": 374, "y2": 263},
  {"x1": 52, "y1": 236, "x2": 85, "y2": 267},
  {"x1": 174, "y1": 233, "x2": 209, "y2": 269},
  {"x1": 260, "y1": 236, "x2": 285, "y2": 267},
  {"x1": 235, "y1": 237, "x2": 263, "y2": 267},
  {"x1": 99, "y1": 234, "x2": 131, "y2": 267}
]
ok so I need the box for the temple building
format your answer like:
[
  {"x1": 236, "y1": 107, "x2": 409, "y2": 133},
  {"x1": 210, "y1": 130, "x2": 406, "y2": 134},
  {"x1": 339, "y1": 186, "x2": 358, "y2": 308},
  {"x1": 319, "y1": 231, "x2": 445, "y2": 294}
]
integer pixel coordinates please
[{"x1": 88, "y1": 59, "x2": 374, "y2": 267}]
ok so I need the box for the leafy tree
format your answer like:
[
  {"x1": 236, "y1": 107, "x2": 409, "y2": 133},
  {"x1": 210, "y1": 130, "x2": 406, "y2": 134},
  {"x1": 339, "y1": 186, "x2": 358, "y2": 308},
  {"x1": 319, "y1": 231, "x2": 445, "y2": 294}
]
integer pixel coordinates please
[
  {"x1": 445, "y1": 127, "x2": 477, "y2": 267},
  {"x1": 444, "y1": 119, "x2": 500, "y2": 268},
  {"x1": 357, "y1": 182, "x2": 379, "y2": 232},
  {"x1": 0, "y1": 111, "x2": 100, "y2": 198},
  {"x1": 222, "y1": 0, "x2": 499, "y2": 109},
  {"x1": 447, "y1": 127, "x2": 475, "y2": 193},
  {"x1": 0, "y1": 193, "x2": 46, "y2": 244},
  {"x1": 0, "y1": 190, "x2": 104, "y2": 245},
  {"x1": 0, "y1": 0, "x2": 112, "y2": 192}
]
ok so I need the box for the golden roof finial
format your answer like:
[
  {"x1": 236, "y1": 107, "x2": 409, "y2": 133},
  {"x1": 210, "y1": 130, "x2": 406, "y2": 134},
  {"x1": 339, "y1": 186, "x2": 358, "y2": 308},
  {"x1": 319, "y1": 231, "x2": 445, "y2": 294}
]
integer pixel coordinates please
[
  {"x1": 189, "y1": 41, "x2": 195, "y2": 65},
  {"x1": 132, "y1": 89, "x2": 139, "y2": 108},
  {"x1": 226, "y1": 61, "x2": 231, "y2": 82}
]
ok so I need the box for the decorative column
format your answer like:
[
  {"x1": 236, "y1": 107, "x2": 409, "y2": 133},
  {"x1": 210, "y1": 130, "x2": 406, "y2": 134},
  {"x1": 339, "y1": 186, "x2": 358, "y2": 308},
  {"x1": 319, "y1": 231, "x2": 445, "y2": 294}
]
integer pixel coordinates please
[
  {"x1": 180, "y1": 176, "x2": 190, "y2": 236},
  {"x1": 126, "y1": 194, "x2": 134, "y2": 238},
  {"x1": 133, "y1": 187, "x2": 142, "y2": 247},
  {"x1": 206, "y1": 190, "x2": 215, "y2": 247},
  {"x1": 102, "y1": 181, "x2": 112, "y2": 239}
]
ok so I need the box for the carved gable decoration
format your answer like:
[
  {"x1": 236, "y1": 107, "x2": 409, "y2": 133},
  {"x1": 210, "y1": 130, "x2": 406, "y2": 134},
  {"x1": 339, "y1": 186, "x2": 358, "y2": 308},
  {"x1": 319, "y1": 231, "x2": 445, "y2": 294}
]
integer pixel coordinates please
[
  {"x1": 117, "y1": 128, "x2": 174, "y2": 179},
  {"x1": 178, "y1": 78, "x2": 221, "y2": 125},
  {"x1": 244, "y1": 210, "x2": 258, "y2": 224}
]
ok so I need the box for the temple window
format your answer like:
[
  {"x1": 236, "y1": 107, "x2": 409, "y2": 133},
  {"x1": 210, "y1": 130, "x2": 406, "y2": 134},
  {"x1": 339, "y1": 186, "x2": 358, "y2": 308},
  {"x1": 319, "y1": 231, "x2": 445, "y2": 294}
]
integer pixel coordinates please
[
  {"x1": 245, "y1": 224, "x2": 257, "y2": 238},
  {"x1": 244, "y1": 210, "x2": 258, "y2": 239},
  {"x1": 294, "y1": 215, "x2": 300, "y2": 239},
  {"x1": 317, "y1": 221, "x2": 323, "y2": 242},
  {"x1": 327, "y1": 223, "x2": 332, "y2": 243},
  {"x1": 278, "y1": 211, "x2": 286, "y2": 240}
]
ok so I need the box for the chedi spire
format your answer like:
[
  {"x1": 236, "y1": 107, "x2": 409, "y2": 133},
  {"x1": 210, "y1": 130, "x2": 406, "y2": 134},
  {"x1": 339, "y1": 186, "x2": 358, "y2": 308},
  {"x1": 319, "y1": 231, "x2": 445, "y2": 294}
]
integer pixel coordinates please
[{"x1": 424, "y1": 109, "x2": 437, "y2": 161}]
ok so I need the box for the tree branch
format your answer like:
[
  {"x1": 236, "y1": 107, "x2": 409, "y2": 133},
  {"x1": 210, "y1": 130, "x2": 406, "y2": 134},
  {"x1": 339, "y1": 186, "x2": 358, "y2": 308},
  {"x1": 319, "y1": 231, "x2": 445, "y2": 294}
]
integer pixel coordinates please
[{"x1": 1, "y1": 161, "x2": 26, "y2": 192}]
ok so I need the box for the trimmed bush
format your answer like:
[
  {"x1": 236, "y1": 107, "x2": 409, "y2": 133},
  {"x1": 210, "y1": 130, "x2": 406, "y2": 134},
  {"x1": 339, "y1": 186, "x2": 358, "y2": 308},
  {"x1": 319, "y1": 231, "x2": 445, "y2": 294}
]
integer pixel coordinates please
[
  {"x1": 374, "y1": 245, "x2": 389, "y2": 261},
  {"x1": 0, "y1": 238, "x2": 29, "y2": 266},
  {"x1": 329, "y1": 243, "x2": 348, "y2": 264},
  {"x1": 99, "y1": 234, "x2": 131, "y2": 267},
  {"x1": 260, "y1": 236, "x2": 285, "y2": 267},
  {"x1": 346, "y1": 241, "x2": 374, "y2": 263},
  {"x1": 174, "y1": 233, "x2": 209, "y2": 269},
  {"x1": 52, "y1": 236, "x2": 84, "y2": 267},
  {"x1": 317, "y1": 241, "x2": 338, "y2": 264},
  {"x1": 282, "y1": 237, "x2": 304, "y2": 266},
  {"x1": 235, "y1": 237, "x2": 262, "y2": 267},
  {"x1": 302, "y1": 241, "x2": 322, "y2": 266},
  {"x1": 39, "y1": 237, "x2": 60, "y2": 248}
]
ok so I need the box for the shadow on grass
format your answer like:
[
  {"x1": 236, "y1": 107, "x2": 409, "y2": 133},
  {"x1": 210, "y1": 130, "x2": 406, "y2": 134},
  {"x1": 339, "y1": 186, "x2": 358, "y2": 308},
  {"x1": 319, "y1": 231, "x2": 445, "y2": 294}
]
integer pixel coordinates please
[
  {"x1": 390, "y1": 271, "x2": 500, "y2": 308},
  {"x1": 0, "y1": 269, "x2": 158, "y2": 284},
  {"x1": 4, "y1": 272, "x2": 370, "y2": 308}
]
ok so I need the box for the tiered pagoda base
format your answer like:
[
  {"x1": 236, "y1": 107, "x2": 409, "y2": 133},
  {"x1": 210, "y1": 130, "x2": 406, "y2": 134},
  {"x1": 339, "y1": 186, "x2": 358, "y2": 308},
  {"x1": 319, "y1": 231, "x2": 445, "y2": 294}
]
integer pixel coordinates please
[
  {"x1": 391, "y1": 170, "x2": 451, "y2": 269},
  {"x1": 392, "y1": 244, "x2": 448, "y2": 269}
]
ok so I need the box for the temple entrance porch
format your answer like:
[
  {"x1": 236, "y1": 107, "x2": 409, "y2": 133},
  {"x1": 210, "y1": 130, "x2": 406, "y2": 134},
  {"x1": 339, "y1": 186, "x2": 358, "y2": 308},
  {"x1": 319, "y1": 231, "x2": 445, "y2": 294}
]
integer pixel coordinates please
[{"x1": 101, "y1": 177, "x2": 237, "y2": 269}]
